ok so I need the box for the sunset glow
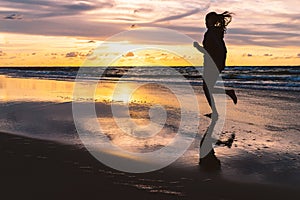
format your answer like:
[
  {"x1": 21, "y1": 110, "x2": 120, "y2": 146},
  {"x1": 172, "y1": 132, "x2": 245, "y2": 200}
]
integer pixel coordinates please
[{"x1": 0, "y1": 0, "x2": 299, "y2": 66}]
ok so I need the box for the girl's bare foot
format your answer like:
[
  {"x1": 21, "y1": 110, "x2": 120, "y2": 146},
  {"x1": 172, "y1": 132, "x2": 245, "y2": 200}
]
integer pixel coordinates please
[
  {"x1": 226, "y1": 89, "x2": 237, "y2": 104},
  {"x1": 216, "y1": 133, "x2": 235, "y2": 148}
]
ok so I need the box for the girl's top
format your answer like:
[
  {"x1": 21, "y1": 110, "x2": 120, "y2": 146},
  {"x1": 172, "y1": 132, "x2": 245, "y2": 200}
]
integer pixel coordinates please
[{"x1": 202, "y1": 27, "x2": 227, "y2": 72}]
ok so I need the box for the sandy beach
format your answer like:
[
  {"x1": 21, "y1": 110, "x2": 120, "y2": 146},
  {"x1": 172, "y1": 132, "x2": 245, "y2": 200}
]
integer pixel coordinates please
[
  {"x1": 0, "y1": 131, "x2": 299, "y2": 200},
  {"x1": 0, "y1": 75, "x2": 299, "y2": 199}
]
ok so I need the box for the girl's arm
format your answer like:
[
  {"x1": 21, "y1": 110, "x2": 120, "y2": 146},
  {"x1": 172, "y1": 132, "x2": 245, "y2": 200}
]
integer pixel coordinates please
[{"x1": 193, "y1": 41, "x2": 206, "y2": 54}]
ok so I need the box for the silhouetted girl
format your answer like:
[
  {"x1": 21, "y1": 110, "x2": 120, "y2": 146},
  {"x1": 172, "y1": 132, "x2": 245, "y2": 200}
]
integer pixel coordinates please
[{"x1": 194, "y1": 11, "x2": 237, "y2": 117}]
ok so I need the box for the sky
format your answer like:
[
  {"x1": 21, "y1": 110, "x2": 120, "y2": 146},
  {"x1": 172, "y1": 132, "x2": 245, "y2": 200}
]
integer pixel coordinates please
[{"x1": 0, "y1": 0, "x2": 299, "y2": 66}]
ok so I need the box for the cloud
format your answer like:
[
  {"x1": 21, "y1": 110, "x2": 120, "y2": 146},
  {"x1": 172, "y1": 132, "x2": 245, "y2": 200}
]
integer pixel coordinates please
[
  {"x1": 0, "y1": 50, "x2": 6, "y2": 56},
  {"x1": 0, "y1": 19, "x2": 125, "y2": 39},
  {"x1": 271, "y1": 55, "x2": 300, "y2": 60},
  {"x1": 242, "y1": 53, "x2": 253, "y2": 57},
  {"x1": 124, "y1": 52, "x2": 135, "y2": 57},
  {"x1": 87, "y1": 55, "x2": 98, "y2": 60},
  {"x1": 154, "y1": 7, "x2": 206, "y2": 23},
  {"x1": 63, "y1": 2, "x2": 98, "y2": 11},
  {"x1": 4, "y1": 13, "x2": 23, "y2": 20},
  {"x1": 139, "y1": 20, "x2": 300, "y2": 47},
  {"x1": 228, "y1": 28, "x2": 300, "y2": 38},
  {"x1": 297, "y1": 53, "x2": 300, "y2": 57},
  {"x1": 226, "y1": 28, "x2": 300, "y2": 47},
  {"x1": 79, "y1": 52, "x2": 86, "y2": 57},
  {"x1": 0, "y1": 0, "x2": 113, "y2": 19},
  {"x1": 66, "y1": 52, "x2": 78, "y2": 57},
  {"x1": 0, "y1": 0, "x2": 299, "y2": 50},
  {"x1": 133, "y1": 8, "x2": 153, "y2": 14},
  {"x1": 264, "y1": 54, "x2": 273, "y2": 57},
  {"x1": 255, "y1": 22, "x2": 300, "y2": 32}
]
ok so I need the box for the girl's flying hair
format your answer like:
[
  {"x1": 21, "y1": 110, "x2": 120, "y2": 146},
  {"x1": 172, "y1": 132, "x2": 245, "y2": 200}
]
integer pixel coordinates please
[{"x1": 205, "y1": 11, "x2": 233, "y2": 31}]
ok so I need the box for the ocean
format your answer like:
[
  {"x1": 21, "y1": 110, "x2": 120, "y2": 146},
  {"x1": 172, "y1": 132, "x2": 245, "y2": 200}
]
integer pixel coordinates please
[{"x1": 0, "y1": 66, "x2": 299, "y2": 91}]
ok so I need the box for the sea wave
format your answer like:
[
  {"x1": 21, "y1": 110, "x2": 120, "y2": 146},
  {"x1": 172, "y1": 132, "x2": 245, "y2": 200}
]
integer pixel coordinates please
[{"x1": 0, "y1": 66, "x2": 299, "y2": 91}]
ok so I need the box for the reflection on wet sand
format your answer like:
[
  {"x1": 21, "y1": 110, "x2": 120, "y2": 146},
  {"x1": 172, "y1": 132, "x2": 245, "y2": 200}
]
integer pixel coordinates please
[
  {"x1": 0, "y1": 75, "x2": 183, "y2": 108},
  {"x1": 0, "y1": 75, "x2": 74, "y2": 102},
  {"x1": 0, "y1": 75, "x2": 195, "y2": 154}
]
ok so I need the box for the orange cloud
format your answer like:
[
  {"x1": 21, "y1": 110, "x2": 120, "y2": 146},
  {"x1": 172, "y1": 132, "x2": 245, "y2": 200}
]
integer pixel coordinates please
[{"x1": 124, "y1": 52, "x2": 135, "y2": 57}]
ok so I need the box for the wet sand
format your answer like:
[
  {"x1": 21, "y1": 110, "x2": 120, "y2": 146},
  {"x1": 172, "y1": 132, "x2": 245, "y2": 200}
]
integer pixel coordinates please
[
  {"x1": 0, "y1": 75, "x2": 300, "y2": 199},
  {"x1": 0, "y1": 131, "x2": 299, "y2": 200}
]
